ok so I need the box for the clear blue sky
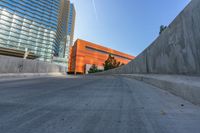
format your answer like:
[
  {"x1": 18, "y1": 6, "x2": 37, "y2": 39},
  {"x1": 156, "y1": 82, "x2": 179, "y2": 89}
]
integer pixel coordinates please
[{"x1": 71, "y1": 0, "x2": 190, "y2": 56}]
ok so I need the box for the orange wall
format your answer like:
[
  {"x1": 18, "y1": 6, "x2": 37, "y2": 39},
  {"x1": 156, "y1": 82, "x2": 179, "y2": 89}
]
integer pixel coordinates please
[{"x1": 68, "y1": 39, "x2": 135, "y2": 74}]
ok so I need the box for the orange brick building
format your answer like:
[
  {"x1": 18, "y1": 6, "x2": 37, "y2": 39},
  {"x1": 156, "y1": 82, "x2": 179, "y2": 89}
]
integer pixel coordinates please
[{"x1": 68, "y1": 39, "x2": 135, "y2": 74}]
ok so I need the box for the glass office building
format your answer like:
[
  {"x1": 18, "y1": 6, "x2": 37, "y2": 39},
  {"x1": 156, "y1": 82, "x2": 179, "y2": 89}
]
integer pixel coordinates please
[
  {"x1": 0, "y1": 0, "x2": 75, "y2": 62},
  {"x1": 67, "y1": 3, "x2": 76, "y2": 46},
  {"x1": 53, "y1": 1, "x2": 76, "y2": 68},
  {"x1": 64, "y1": 3, "x2": 76, "y2": 60}
]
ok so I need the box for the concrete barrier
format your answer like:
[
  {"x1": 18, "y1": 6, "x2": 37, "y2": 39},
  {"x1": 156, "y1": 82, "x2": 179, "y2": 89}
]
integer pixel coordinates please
[
  {"x1": 101, "y1": 0, "x2": 200, "y2": 75},
  {"x1": 122, "y1": 74, "x2": 200, "y2": 105},
  {"x1": 0, "y1": 55, "x2": 66, "y2": 74}
]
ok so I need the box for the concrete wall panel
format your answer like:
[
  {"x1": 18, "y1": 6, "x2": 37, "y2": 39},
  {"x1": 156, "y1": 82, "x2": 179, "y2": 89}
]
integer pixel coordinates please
[{"x1": 0, "y1": 55, "x2": 66, "y2": 74}]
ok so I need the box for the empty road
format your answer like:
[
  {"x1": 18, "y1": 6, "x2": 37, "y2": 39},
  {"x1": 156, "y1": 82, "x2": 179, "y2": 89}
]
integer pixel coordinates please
[{"x1": 0, "y1": 75, "x2": 200, "y2": 133}]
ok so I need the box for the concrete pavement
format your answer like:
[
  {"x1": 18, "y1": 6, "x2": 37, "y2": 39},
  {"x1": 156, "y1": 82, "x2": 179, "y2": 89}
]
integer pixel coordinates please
[{"x1": 0, "y1": 75, "x2": 200, "y2": 133}]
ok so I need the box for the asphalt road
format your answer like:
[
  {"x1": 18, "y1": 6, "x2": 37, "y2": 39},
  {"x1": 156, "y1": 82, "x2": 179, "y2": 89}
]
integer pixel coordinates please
[{"x1": 0, "y1": 75, "x2": 200, "y2": 133}]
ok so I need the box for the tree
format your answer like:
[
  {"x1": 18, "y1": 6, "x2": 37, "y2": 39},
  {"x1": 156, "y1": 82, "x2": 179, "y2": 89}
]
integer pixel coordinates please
[
  {"x1": 159, "y1": 25, "x2": 167, "y2": 35},
  {"x1": 88, "y1": 64, "x2": 102, "y2": 73},
  {"x1": 121, "y1": 63, "x2": 125, "y2": 66},
  {"x1": 103, "y1": 54, "x2": 123, "y2": 71}
]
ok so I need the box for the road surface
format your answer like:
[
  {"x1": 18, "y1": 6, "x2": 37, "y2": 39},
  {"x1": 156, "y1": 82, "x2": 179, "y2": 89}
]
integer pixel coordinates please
[{"x1": 0, "y1": 75, "x2": 200, "y2": 133}]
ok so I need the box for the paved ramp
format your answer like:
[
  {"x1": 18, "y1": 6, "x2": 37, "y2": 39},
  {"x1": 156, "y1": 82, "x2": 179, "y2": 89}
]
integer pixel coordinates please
[{"x1": 0, "y1": 76, "x2": 200, "y2": 133}]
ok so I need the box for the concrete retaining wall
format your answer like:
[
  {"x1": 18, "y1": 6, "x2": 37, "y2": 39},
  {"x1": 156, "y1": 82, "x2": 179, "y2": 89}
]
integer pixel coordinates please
[
  {"x1": 0, "y1": 55, "x2": 66, "y2": 74},
  {"x1": 101, "y1": 0, "x2": 200, "y2": 75}
]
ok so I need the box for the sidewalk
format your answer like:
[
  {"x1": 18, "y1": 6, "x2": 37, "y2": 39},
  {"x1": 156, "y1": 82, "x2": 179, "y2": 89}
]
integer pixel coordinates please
[
  {"x1": 0, "y1": 73, "x2": 66, "y2": 82},
  {"x1": 121, "y1": 74, "x2": 200, "y2": 105}
]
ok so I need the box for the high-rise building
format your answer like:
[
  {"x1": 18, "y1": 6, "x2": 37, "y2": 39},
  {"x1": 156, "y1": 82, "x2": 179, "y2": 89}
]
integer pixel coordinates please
[
  {"x1": 0, "y1": 0, "x2": 75, "y2": 65},
  {"x1": 67, "y1": 3, "x2": 76, "y2": 46},
  {"x1": 54, "y1": 1, "x2": 76, "y2": 68},
  {"x1": 65, "y1": 3, "x2": 76, "y2": 68}
]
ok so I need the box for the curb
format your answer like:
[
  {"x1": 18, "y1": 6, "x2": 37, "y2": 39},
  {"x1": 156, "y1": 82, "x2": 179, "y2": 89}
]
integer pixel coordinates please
[
  {"x1": 121, "y1": 74, "x2": 200, "y2": 106},
  {"x1": 0, "y1": 73, "x2": 66, "y2": 80}
]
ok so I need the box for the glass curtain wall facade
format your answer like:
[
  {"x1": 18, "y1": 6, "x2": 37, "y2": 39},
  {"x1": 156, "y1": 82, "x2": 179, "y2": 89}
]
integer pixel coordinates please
[
  {"x1": 0, "y1": 0, "x2": 61, "y2": 62},
  {"x1": 53, "y1": 1, "x2": 76, "y2": 69},
  {"x1": 56, "y1": 0, "x2": 70, "y2": 58},
  {"x1": 67, "y1": 4, "x2": 76, "y2": 46},
  {"x1": 64, "y1": 3, "x2": 76, "y2": 61}
]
